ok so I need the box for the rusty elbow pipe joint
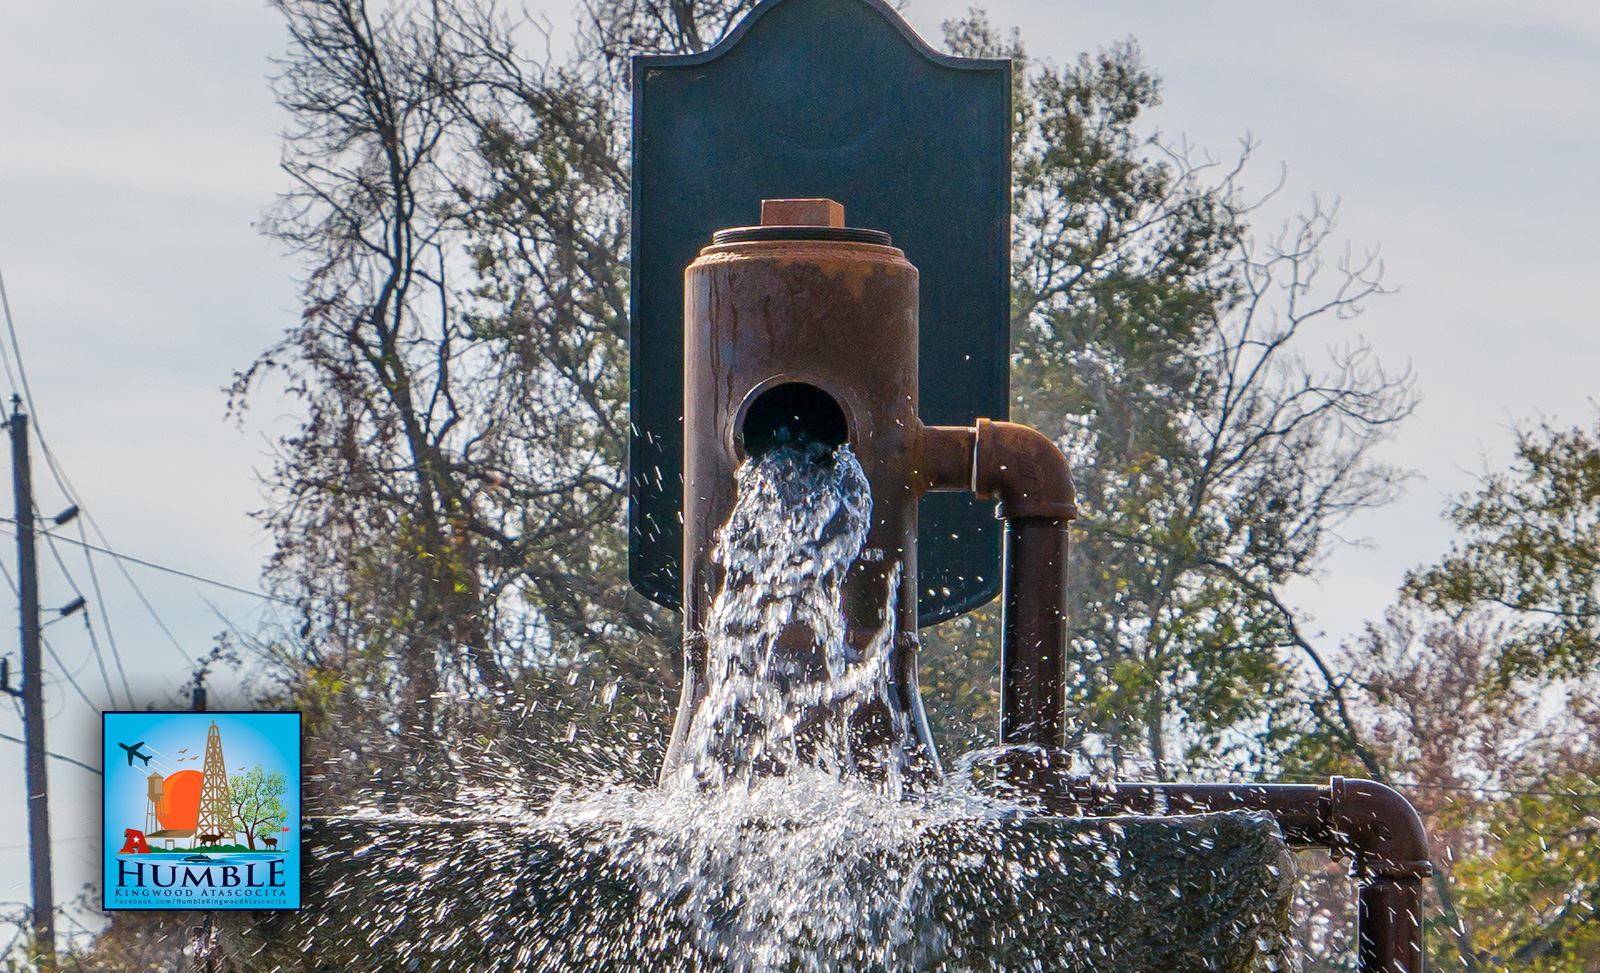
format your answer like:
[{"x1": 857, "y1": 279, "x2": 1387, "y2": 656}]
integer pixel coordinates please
[
  {"x1": 972, "y1": 418, "x2": 1079, "y2": 521},
  {"x1": 918, "y1": 419, "x2": 1080, "y2": 521},
  {"x1": 1330, "y1": 777, "x2": 1432, "y2": 973},
  {"x1": 1329, "y1": 776, "x2": 1434, "y2": 881}
]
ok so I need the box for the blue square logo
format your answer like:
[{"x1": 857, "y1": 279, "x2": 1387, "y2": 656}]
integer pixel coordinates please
[{"x1": 101, "y1": 711, "x2": 301, "y2": 910}]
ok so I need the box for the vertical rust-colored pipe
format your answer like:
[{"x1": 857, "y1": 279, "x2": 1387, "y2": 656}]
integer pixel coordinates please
[
  {"x1": 1360, "y1": 880, "x2": 1426, "y2": 973},
  {"x1": 971, "y1": 418, "x2": 1077, "y2": 746},
  {"x1": 919, "y1": 420, "x2": 1078, "y2": 746},
  {"x1": 999, "y1": 520, "x2": 1070, "y2": 745},
  {"x1": 921, "y1": 419, "x2": 1077, "y2": 747}
]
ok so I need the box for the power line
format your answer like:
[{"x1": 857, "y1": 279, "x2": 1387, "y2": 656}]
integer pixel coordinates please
[
  {"x1": 0, "y1": 261, "x2": 193, "y2": 669},
  {"x1": 0, "y1": 518, "x2": 284, "y2": 605},
  {"x1": 0, "y1": 265, "x2": 22, "y2": 400},
  {"x1": 0, "y1": 269, "x2": 139, "y2": 713},
  {"x1": 0, "y1": 733, "x2": 99, "y2": 775},
  {"x1": 37, "y1": 456, "x2": 194, "y2": 664},
  {"x1": 79, "y1": 612, "x2": 132, "y2": 710},
  {"x1": 71, "y1": 516, "x2": 135, "y2": 708},
  {"x1": 0, "y1": 261, "x2": 49, "y2": 453},
  {"x1": 0, "y1": 510, "x2": 133, "y2": 711},
  {"x1": 38, "y1": 637, "x2": 98, "y2": 712},
  {"x1": 0, "y1": 554, "x2": 101, "y2": 711},
  {"x1": 39, "y1": 532, "x2": 121, "y2": 710},
  {"x1": 46, "y1": 528, "x2": 285, "y2": 604},
  {"x1": 1396, "y1": 782, "x2": 1600, "y2": 802}
]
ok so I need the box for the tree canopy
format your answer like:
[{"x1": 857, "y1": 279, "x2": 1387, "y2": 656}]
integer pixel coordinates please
[
  {"x1": 228, "y1": 766, "x2": 290, "y2": 851},
  {"x1": 1406, "y1": 419, "x2": 1600, "y2": 683},
  {"x1": 923, "y1": 15, "x2": 1413, "y2": 779}
]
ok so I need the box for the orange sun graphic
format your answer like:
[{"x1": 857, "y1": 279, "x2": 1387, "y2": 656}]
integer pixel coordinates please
[{"x1": 156, "y1": 770, "x2": 204, "y2": 830}]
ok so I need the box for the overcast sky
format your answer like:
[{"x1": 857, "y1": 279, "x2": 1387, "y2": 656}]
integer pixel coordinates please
[{"x1": 1, "y1": 0, "x2": 1596, "y2": 944}]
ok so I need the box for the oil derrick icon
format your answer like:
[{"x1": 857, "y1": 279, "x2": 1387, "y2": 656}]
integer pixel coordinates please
[{"x1": 196, "y1": 720, "x2": 232, "y2": 844}]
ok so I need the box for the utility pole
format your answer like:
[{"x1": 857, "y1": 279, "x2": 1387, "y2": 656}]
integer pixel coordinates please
[{"x1": 10, "y1": 397, "x2": 55, "y2": 969}]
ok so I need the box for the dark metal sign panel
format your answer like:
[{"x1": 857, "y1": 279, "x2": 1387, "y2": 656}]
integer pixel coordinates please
[{"x1": 630, "y1": 0, "x2": 1011, "y2": 625}]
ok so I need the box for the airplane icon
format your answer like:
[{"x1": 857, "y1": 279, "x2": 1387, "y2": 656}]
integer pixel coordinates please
[{"x1": 118, "y1": 741, "x2": 153, "y2": 767}]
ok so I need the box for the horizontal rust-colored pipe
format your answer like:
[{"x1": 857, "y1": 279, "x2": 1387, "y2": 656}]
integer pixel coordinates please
[
  {"x1": 986, "y1": 747, "x2": 1432, "y2": 973},
  {"x1": 919, "y1": 420, "x2": 1077, "y2": 747}
]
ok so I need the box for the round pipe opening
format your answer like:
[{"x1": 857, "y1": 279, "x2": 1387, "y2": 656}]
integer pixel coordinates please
[{"x1": 740, "y1": 382, "x2": 849, "y2": 460}]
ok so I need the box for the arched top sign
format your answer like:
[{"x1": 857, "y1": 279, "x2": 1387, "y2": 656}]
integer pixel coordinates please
[{"x1": 629, "y1": 0, "x2": 1011, "y2": 625}]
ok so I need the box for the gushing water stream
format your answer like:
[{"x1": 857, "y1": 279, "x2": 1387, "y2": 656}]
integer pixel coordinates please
[
  {"x1": 546, "y1": 443, "x2": 1021, "y2": 970},
  {"x1": 675, "y1": 442, "x2": 903, "y2": 792}
]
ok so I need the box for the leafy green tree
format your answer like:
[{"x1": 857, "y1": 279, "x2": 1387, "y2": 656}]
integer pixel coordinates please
[
  {"x1": 1445, "y1": 774, "x2": 1600, "y2": 971},
  {"x1": 1375, "y1": 417, "x2": 1600, "y2": 971},
  {"x1": 229, "y1": 765, "x2": 290, "y2": 850},
  {"x1": 1285, "y1": 416, "x2": 1600, "y2": 969},
  {"x1": 921, "y1": 15, "x2": 1414, "y2": 777},
  {"x1": 1405, "y1": 417, "x2": 1600, "y2": 682}
]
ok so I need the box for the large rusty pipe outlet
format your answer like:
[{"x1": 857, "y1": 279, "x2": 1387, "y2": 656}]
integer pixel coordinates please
[
  {"x1": 664, "y1": 199, "x2": 1079, "y2": 782},
  {"x1": 738, "y1": 382, "x2": 850, "y2": 459}
]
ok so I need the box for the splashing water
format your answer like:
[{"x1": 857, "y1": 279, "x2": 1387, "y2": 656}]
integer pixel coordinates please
[
  {"x1": 675, "y1": 442, "x2": 906, "y2": 791},
  {"x1": 250, "y1": 442, "x2": 1299, "y2": 973},
  {"x1": 545, "y1": 767, "x2": 1023, "y2": 971},
  {"x1": 540, "y1": 443, "x2": 1024, "y2": 969}
]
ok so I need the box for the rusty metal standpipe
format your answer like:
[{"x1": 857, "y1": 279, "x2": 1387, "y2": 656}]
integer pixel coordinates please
[{"x1": 664, "y1": 198, "x2": 1078, "y2": 782}]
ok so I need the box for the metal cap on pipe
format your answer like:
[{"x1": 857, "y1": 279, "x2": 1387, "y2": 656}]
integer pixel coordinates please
[{"x1": 713, "y1": 198, "x2": 893, "y2": 246}]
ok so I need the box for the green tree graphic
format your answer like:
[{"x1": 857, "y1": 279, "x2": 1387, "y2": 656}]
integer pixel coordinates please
[{"x1": 229, "y1": 766, "x2": 289, "y2": 851}]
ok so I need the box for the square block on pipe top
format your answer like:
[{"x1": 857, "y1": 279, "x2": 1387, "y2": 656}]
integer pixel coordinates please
[{"x1": 761, "y1": 198, "x2": 846, "y2": 227}]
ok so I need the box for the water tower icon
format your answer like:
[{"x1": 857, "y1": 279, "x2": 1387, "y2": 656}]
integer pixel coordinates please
[{"x1": 144, "y1": 771, "x2": 164, "y2": 837}]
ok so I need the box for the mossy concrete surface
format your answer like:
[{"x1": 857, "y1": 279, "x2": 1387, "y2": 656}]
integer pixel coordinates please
[{"x1": 222, "y1": 811, "x2": 1294, "y2": 972}]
